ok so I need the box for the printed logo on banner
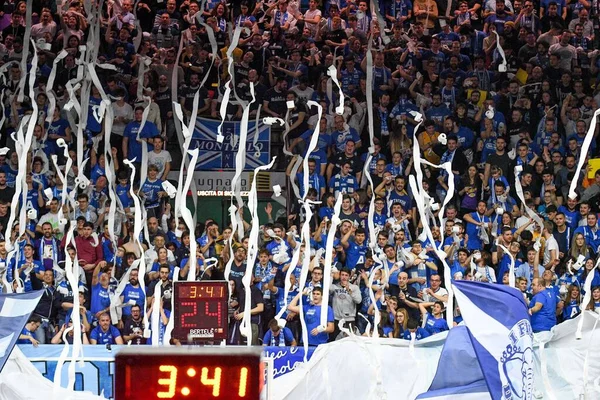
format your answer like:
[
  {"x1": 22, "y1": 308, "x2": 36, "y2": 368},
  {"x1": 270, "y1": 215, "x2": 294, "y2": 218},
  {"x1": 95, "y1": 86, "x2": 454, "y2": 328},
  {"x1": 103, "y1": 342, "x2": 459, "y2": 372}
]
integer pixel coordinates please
[
  {"x1": 501, "y1": 319, "x2": 534, "y2": 400},
  {"x1": 192, "y1": 118, "x2": 271, "y2": 170},
  {"x1": 30, "y1": 359, "x2": 115, "y2": 399}
]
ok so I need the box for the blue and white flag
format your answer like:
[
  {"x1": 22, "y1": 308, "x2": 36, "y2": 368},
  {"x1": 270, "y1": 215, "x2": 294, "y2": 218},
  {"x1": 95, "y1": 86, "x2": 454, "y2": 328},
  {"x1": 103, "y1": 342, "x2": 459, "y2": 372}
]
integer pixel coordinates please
[
  {"x1": 192, "y1": 117, "x2": 271, "y2": 170},
  {"x1": 0, "y1": 290, "x2": 43, "y2": 372},
  {"x1": 417, "y1": 281, "x2": 534, "y2": 400}
]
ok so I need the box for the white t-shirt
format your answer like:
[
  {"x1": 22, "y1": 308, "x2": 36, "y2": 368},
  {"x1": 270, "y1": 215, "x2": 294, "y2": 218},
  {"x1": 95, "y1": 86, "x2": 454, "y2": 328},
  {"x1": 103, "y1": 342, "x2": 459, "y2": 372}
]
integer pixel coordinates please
[
  {"x1": 423, "y1": 287, "x2": 448, "y2": 306},
  {"x1": 148, "y1": 150, "x2": 173, "y2": 178},
  {"x1": 111, "y1": 102, "x2": 134, "y2": 136},
  {"x1": 37, "y1": 212, "x2": 63, "y2": 238},
  {"x1": 543, "y1": 235, "x2": 559, "y2": 267},
  {"x1": 303, "y1": 9, "x2": 322, "y2": 37}
]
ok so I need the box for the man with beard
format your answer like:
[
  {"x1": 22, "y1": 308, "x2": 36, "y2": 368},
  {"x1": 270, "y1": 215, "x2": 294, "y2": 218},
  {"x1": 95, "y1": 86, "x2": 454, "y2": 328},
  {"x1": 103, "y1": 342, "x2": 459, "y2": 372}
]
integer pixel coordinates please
[
  {"x1": 120, "y1": 269, "x2": 146, "y2": 319},
  {"x1": 247, "y1": 33, "x2": 272, "y2": 79},
  {"x1": 150, "y1": 49, "x2": 184, "y2": 90},
  {"x1": 529, "y1": 277, "x2": 557, "y2": 332},
  {"x1": 71, "y1": 222, "x2": 106, "y2": 287},
  {"x1": 178, "y1": 72, "x2": 210, "y2": 119},
  {"x1": 0, "y1": 171, "x2": 15, "y2": 203},
  {"x1": 556, "y1": 155, "x2": 583, "y2": 199},
  {"x1": 147, "y1": 265, "x2": 173, "y2": 311},
  {"x1": 122, "y1": 304, "x2": 147, "y2": 345},
  {"x1": 35, "y1": 222, "x2": 62, "y2": 273}
]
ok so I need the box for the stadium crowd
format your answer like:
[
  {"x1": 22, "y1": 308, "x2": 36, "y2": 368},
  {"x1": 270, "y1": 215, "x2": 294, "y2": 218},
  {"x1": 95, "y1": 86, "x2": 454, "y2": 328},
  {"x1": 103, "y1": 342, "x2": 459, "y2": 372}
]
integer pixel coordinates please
[{"x1": 1, "y1": 0, "x2": 600, "y2": 349}]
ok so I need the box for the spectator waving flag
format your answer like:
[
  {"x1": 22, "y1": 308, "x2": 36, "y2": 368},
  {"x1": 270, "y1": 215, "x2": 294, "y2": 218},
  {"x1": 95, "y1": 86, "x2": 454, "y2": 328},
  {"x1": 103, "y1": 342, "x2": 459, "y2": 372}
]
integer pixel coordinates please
[
  {"x1": 417, "y1": 281, "x2": 534, "y2": 400},
  {"x1": 0, "y1": 290, "x2": 43, "y2": 373}
]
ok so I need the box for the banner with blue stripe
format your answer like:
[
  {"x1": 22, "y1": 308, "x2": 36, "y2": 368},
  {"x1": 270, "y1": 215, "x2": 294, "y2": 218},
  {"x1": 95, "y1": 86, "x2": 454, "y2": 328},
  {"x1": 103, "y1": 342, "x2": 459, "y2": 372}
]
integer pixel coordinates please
[
  {"x1": 0, "y1": 290, "x2": 43, "y2": 372},
  {"x1": 417, "y1": 281, "x2": 533, "y2": 400}
]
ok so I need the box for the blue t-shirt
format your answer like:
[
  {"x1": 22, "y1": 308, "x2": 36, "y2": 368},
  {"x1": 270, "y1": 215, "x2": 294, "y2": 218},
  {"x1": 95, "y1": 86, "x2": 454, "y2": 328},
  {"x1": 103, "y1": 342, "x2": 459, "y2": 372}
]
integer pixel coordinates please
[
  {"x1": 465, "y1": 212, "x2": 491, "y2": 250},
  {"x1": 90, "y1": 325, "x2": 122, "y2": 345},
  {"x1": 90, "y1": 283, "x2": 111, "y2": 315},
  {"x1": 304, "y1": 303, "x2": 334, "y2": 346},
  {"x1": 17, "y1": 326, "x2": 36, "y2": 344},
  {"x1": 300, "y1": 130, "x2": 332, "y2": 154},
  {"x1": 529, "y1": 289, "x2": 557, "y2": 333},
  {"x1": 424, "y1": 313, "x2": 449, "y2": 335},
  {"x1": 123, "y1": 121, "x2": 159, "y2": 162},
  {"x1": 121, "y1": 284, "x2": 146, "y2": 317}
]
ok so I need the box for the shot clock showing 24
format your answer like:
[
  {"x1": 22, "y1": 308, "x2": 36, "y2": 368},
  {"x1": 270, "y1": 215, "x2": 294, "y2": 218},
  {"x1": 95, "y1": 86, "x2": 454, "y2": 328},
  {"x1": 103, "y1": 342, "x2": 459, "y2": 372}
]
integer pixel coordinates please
[{"x1": 115, "y1": 347, "x2": 263, "y2": 399}]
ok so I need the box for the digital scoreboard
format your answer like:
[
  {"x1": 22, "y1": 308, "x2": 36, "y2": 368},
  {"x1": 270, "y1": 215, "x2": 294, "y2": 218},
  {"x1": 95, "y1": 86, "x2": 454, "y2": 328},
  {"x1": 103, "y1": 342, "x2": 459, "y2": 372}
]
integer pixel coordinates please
[
  {"x1": 115, "y1": 347, "x2": 262, "y2": 400},
  {"x1": 173, "y1": 281, "x2": 229, "y2": 342}
]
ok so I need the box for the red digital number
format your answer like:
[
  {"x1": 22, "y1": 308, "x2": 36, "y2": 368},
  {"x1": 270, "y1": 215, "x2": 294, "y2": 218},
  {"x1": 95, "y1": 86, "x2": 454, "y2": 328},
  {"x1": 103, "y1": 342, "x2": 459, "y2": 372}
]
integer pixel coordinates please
[
  {"x1": 180, "y1": 302, "x2": 198, "y2": 328},
  {"x1": 204, "y1": 302, "x2": 222, "y2": 326}
]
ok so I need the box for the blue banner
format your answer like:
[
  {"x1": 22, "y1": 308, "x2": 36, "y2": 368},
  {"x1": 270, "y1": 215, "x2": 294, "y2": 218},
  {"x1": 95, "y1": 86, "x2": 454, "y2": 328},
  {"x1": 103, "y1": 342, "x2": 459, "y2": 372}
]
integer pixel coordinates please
[
  {"x1": 192, "y1": 117, "x2": 271, "y2": 170},
  {"x1": 263, "y1": 346, "x2": 315, "y2": 379},
  {"x1": 20, "y1": 344, "x2": 313, "y2": 398}
]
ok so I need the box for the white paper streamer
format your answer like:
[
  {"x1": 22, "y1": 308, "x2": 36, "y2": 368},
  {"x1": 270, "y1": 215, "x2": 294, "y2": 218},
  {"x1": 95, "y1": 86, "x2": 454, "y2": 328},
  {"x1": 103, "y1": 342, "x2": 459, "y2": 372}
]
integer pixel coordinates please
[
  {"x1": 496, "y1": 242, "x2": 516, "y2": 288},
  {"x1": 241, "y1": 158, "x2": 277, "y2": 344},
  {"x1": 570, "y1": 108, "x2": 600, "y2": 199},
  {"x1": 320, "y1": 195, "x2": 343, "y2": 328},
  {"x1": 326, "y1": 66, "x2": 345, "y2": 115},
  {"x1": 408, "y1": 114, "x2": 455, "y2": 327}
]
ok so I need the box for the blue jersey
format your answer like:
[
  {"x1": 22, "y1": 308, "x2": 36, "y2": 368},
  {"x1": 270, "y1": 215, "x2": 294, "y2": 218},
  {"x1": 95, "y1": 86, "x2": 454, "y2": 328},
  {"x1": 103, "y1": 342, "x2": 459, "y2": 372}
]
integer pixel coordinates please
[
  {"x1": 403, "y1": 327, "x2": 430, "y2": 340},
  {"x1": 450, "y1": 261, "x2": 467, "y2": 279},
  {"x1": 141, "y1": 178, "x2": 163, "y2": 207},
  {"x1": 557, "y1": 206, "x2": 580, "y2": 231},
  {"x1": 331, "y1": 128, "x2": 361, "y2": 152},
  {"x1": 90, "y1": 325, "x2": 122, "y2": 345},
  {"x1": 562, "y1": 299, "x2": 581, "y2": 320},
  {"x1": 345, "y1": 238, "x2": 368, "y2": 269},
  {"x1": 90, "y1": 163, "x2": 105, "y2": 185},
  {"x1": 275, "y1": 287, "x2": 299, "y2": 319},
  {"x1": 329, "y1": 174, "x2": 358, "y2": 197},
  {"x1": 87, "y1": 96, "x2": 103, "y2": 133},
  {"x1": 296, "y1": 172, "x2": 326, "y2": 198},
  {"x1": 2, "y1": 164, "x2": 17, "y2": 187},
  {"x1": 426, "y1": 104, "x2": 451, "y2": 128},
  {"x1": 573, "y1": 226, "x2": 600, "y2": 253},
  {"x1": 116, "y1": 183, "x2": 132, "y2": 209},
  {"x1": 304, "y1": 303, "x2": 334, "y2": 346},
  {"x1": 387, "y1": 190, "x2": 412, "y2": 212},
  {"x1": 340, "y1": 68, "x2": 363, "y2": 94},
  {"x1": 497, "y1": 255, "x2": 522, "y2": 284}
]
